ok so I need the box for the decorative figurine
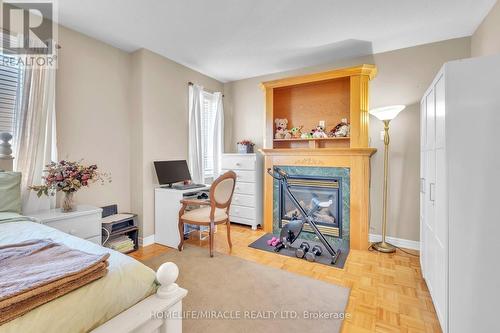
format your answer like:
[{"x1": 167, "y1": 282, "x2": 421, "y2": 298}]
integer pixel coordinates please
[
  {"x1": 290, "y1": 126, "x2": 303, "y2": 138},
  {"x1": 312, "y1": 125, "x2": 328, "y2": 138},
  {"x1": 274, "y1": 118, "x2": 292, "y2": 139},
  {"x1": 330, "y1": 118, "x2": 350, "y2": 137}
]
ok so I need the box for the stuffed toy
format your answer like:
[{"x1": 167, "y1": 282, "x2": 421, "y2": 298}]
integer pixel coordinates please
[
  {"x1": 290, "y1": 126, "x2": 303, "y2": 138},
  {"x1": 330, "y1": 118, "x2": 350, "y2": 137},
  {"x1": 301, "y1": 132, "x2": 313, "y2": 139},
  {"x1": 312, "y1": 125, "x2": 328, "y2": 138},
  {"x1": 275, "y1": 118, "x2": 292, "y2": 139}
]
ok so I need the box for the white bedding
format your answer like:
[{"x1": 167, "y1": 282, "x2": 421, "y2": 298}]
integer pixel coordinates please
[{"x1": 0, "y1": 215, "x2": 157, "y2": 333}]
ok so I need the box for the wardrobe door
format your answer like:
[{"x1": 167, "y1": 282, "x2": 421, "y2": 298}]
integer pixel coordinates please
[
  {"x1": 435, "y1": 75, "x2": 446, "y2": 149},
  {"x1": 426, "y1": 89, "x2": 436, "y2": 150},
  {"x1": 425, "y1": 148, "x2": 436, "y2": 294},
  {"x1": 420, "y1": 99, "x2": 427, "y2": 275},
  {"x1": 424, "y1": 87, "x2": 437, "y2": 295}
]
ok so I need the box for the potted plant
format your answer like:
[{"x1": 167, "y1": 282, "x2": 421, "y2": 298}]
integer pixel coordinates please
[
  {"x1": 30, "y1": 160, "x2": 111, "y2": 212},
  {"x1": 237, "y1": 140, "x2": 255, "y2": 154}
]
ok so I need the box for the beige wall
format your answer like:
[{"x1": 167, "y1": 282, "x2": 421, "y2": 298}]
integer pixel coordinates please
[
  {"x1": 130, "y1": 49, "x2": 223, "y2": 237},
  {"x1": 472, "y1": 0, "x2": 500, "y2": 57},
  {"x1": 57, "y1": 28, "x2": 223, "y2": 238},
  {"x1": 224, "y1": 37, "x2": 471, "y2": 241},
  {"x1": 56, "y1": 26, "x2": 132, "y2": 211}
]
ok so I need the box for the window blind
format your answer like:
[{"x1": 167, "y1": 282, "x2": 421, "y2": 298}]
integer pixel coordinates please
[
  {"x1": 201, "y1": 91, "x2": 216, "y2": 178},
  {"x1": 0, "y1": 54, "x2": 22, "y2": 134}
]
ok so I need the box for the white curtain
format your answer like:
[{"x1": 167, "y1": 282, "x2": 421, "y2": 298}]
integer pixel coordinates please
[
  {"x1": 188, "y1": 84, "x2": 204, "y2": 184},
  {"x1": 13, "y1": 62, "x2": 57, "y2": 214},
  {"x1": 212, "y1": 92, "x2": 224, "y2": 178}
]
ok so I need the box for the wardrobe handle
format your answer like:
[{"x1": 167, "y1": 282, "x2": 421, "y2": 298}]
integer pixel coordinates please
[{"x1": 429, "y1": 183, "x2": 435, "y2": 202}]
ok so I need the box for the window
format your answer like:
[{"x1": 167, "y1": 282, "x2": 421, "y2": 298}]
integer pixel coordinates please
[
  {"x1": 201, "y1": 91, "x2": 216, "y2": 180},
  {"x1": 0, "y1": 54, "x2": 22, "y2": 134}
]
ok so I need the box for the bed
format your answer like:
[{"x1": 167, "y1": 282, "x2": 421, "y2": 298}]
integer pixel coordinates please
[
  {"x1": 0, "y1": 213, "x2": 187, "y2": 333},
  {"x1": 0, "y1": 134, "x2": 187, "y2": 332}
]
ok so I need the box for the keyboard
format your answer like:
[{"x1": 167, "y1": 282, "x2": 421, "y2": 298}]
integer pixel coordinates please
[{"x1": 172, "y1": 183, "x2": 206, "y2": 190}]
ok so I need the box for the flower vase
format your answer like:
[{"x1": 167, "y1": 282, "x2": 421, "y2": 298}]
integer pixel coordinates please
[{"x1": 62, "y1": 192, "x2": 76, "y2": 212}]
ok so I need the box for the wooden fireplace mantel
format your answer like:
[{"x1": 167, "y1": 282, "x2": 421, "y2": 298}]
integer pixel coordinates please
[
  {"x1": 259, "y1": 64, "x2": 378, "y2": 251},
  {"x1": 259, "y1": 148, "x2": 376, "y2": 251}
]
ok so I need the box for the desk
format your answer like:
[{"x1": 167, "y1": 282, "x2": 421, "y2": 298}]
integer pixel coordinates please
[{"x1": 154, "y1": 186, "x2": 209, "y2": 248}]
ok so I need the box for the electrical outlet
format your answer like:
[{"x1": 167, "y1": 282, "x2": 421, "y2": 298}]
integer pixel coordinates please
[
  {"x1": 319, "y1": 120, "x2": 325, "y2": 128},
  {"x1": 380, "y1": 130, "x2": 385, "y2": 141}
]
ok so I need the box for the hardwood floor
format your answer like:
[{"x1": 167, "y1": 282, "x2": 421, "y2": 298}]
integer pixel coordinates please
[{"x1": 130, "y1": 225, "x2": 442, "y2": 333}]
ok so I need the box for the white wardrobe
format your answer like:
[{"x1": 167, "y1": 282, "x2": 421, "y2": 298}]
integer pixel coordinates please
[{"x1": 420, "y1": 55, "x2": 500, "y2": 333}]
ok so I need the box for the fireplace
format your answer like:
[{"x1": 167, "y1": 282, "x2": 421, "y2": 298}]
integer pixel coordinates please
[
  {"x1": 279, "y1": 175, "x2": 342, "y2": 238},
  {"x1": 272, "y1": 166, "x2": 350, "y2": 250}
]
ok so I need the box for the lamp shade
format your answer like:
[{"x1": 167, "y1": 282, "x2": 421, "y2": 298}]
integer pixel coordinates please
[{"x1": 370, "y1": 105, "x2": 406, "y2": 121}]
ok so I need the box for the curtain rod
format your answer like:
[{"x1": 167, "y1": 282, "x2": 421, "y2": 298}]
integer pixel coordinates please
[{"x1": 188, "y1": 82, "x2": 224, "y2": 97}]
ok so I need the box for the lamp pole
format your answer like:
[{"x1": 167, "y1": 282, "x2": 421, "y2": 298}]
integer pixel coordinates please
[{"x1": 372, "y1": 119, "x2": 396, "y2": 253}]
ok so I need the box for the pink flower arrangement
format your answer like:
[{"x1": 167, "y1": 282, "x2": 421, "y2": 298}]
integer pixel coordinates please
[
  {"x1": 30, "y1": 160, "x2": 111, "y2": 197},
  {"x1": 237, "y1": 140, "x2": 255, "y2": 146}
]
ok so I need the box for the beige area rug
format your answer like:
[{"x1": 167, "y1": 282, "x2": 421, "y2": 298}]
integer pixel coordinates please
[{"x1": 143, "y1": 245, "x2": 350, "y2": 333}]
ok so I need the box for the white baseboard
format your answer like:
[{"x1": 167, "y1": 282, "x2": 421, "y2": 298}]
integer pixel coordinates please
[
  {"x1": 139, "y1": 234, "x2": 155, "y2": 247},
  {"x1": 369, "y1": 233, "x2": 420, "y2": 251}
]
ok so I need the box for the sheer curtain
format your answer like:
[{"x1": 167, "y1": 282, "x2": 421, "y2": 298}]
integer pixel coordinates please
[
  {"x1": 13, "y1": 62, "x2": 57, "y2": 214},
  {"x1": 188, "y1": 84, "x2": 204, "y2": 184},
  {"x1": 212, "y1": 92, "x2": 224, "y2": 178}
]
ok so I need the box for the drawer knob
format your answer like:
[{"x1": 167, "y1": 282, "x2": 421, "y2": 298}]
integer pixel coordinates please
[{"x1": 235, "y1": 162, "x2": 241, "y2": 166}]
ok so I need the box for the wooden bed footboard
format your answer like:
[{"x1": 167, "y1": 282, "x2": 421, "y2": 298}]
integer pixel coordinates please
[{"x1": 91, "y1": 262, "x2": 188, "y2": 333}]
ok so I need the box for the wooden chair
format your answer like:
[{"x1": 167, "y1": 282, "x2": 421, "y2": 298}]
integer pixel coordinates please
[{"x1": 177, "y1": 171, "x2": 236, "y2": 257}]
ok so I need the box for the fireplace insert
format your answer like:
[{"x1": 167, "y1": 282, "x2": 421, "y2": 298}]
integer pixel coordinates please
[{"x1": 279, "y1": 174, "x2": 342, "y2": 238}]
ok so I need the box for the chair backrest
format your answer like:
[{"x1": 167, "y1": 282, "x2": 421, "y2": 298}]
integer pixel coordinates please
[{"x1": 210, "y1": 171, "x2": 236, "y2": 209}]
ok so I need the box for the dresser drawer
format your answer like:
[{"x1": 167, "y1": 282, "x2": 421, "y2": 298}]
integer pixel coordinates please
[
  {"x1": 224, "y1": 169, "x2": 255, "y2": 183},
  {"x1": 234, "y1": 182, "x2": 255, "y2": 195},
  {"x1": 222, "y1": 156, "x2": 255, "y2": 170},
  {"x1": 232, "y1": 193, "x2": 255, "y2": 207},
  {"x1": 229, "y1": 215, "x2": 256, "y2": 227},
  {"x1": 44, "y1": 214, "x2": 100, "y2": 240},
  {"x1": 230, "y1": 205, "x2": 255, "y2": 220}
]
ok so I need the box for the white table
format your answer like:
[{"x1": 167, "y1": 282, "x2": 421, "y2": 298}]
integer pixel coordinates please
[
  {"x1": 154, "y1": 186, "x2": 210, "y2": 248},
  {"x1": 30, "y1": 205, "x2": 103, "y2": 245}
]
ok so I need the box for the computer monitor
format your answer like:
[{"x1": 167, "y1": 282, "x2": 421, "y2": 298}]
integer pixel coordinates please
[{"x1": 154, "y1": 160, "x2": 191, "y2": 187}]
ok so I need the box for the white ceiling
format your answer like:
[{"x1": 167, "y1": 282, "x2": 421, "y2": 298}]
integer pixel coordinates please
[{"x1": 57, "y1": 0, "x2": 496, "y2": 82}]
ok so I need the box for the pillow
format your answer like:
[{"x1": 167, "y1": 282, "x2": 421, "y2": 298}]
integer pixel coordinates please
[{"x1": 0, "y1": 172, "x2": 22, "y2": 213}]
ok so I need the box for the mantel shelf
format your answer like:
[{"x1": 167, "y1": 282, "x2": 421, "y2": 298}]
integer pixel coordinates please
[{"x1": 259, "y1": 147, "x2": 377, "y2": 157}]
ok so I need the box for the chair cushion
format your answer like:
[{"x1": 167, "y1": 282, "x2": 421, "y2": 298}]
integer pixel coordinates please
[{"x1": 181, "y1": 206, "x2": 228, "y2": 223}]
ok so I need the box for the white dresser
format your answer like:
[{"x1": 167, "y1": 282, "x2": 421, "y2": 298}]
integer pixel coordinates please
[
  {"x1": 30, "y1": 205, "x2": 103, "y2": 245},
  {"x1": 420, "y1": 55, "x2": 500, "y2": 333},
  {"x1": 222, "y1": 153, "x2": 262, "y2": 230}
]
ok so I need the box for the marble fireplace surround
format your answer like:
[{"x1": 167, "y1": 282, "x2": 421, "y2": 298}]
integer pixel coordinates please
[{"x1": 260, "y1": 148, "x2": 376, "y2": 250}]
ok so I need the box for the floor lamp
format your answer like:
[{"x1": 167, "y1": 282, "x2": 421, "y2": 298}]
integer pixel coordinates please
[{"x1": 369, "y1": 105, "x2": 406, "y2": 253}]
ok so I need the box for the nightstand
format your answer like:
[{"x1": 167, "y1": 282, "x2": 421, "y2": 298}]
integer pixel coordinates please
[{"x1": 30, "y1": 205, "x2": 103, "y2": 245}]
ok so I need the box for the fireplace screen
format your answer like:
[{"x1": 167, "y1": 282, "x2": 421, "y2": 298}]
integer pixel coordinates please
[{"x1": 279, "y1": 175, "x2": 342, "y2": 238}]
